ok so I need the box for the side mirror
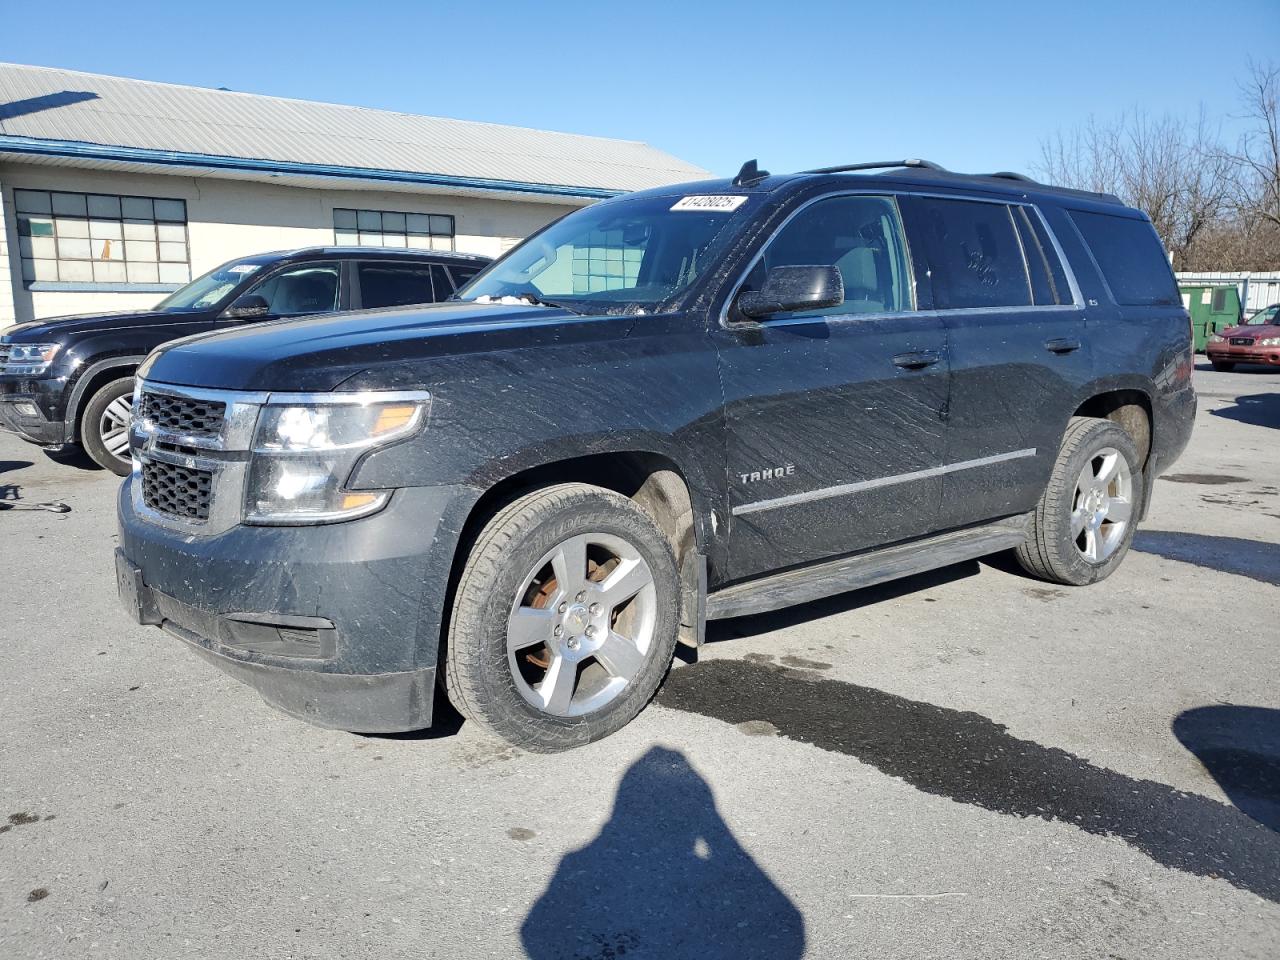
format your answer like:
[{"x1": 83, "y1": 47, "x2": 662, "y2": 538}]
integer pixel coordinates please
[
  {"x1": 222, "y1": 294, "x2": 271, "y2": 320},
  {"x1": 737, "y1": 265, "x2": 844, "y2": 319}
]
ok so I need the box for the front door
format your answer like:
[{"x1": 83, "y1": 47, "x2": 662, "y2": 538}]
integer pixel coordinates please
[{"x1": 713, "y1": 193, "x2": 949, "y2": 582}]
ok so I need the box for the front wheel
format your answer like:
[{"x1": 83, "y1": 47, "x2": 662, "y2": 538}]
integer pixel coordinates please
[
  {"x1": 444, "y1": 483, "x2": 680, "y2": 752},
  {"x1": 1015, "y1": 417, "x2": 1143, "y2": 586},
  {"x1": 81, "y1": 377, "x2": 135, "y2": 476}
]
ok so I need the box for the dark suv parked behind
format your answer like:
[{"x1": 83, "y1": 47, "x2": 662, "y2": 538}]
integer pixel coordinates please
[
  {"x1": 116, "y1": 159, "x2": 1196, "y2": 751},
  {"x1": 0, "y1": 247, "x2": 489, "y2": 474}
]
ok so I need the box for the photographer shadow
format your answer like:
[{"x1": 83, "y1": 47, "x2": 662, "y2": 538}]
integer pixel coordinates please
[{"x1": 521, "y1": 746, "x2": 805, "y2": 960}]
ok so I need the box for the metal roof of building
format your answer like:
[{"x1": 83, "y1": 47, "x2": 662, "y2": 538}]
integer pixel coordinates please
[{"x1": 0, "y1": 63, "x2": 709, "y2": 200}]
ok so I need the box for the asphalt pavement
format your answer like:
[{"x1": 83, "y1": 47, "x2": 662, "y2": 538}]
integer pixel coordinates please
[{"x1": 1, "y1": 363, "x2": 1277, "y2": 959}]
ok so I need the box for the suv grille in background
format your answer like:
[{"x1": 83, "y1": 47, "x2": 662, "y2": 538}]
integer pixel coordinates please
[
  {"x1": 142, "y1": 460, "x2": 214, "y2": 521},
  {"x1": 139, "y1": 392, "x2": 226, "y2": 439}
]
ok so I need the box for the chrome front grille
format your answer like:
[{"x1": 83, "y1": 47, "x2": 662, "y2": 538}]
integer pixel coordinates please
[
  {"x1": 142, "y1": 460, "x2": 214, "y2": 521},
  {"x1": 0, "y1": 344, "x2": 11, "y2": 366},
  {"x1": 139, "y1": 391, "x2": 226, "y2": 439}
]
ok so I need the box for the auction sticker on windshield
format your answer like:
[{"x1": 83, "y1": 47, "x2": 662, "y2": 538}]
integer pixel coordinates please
[{"x1": 671, "y1": 195, "x2": 748, "y2": 212}]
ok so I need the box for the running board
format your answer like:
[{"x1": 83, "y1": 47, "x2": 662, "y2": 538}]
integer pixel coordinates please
[{"x1": 706, "y1": 514, "x2": 1032, "y2": 620}]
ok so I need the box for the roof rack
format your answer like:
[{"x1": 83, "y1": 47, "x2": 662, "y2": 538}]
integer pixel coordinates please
[{"x1": 802, "y1": 158, "x2": 947, "y2": 175}]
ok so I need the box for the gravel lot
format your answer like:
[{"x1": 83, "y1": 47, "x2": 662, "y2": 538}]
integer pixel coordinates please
[{"x1": 1, "y1": 363, "x2": 1277, "y2": 959}]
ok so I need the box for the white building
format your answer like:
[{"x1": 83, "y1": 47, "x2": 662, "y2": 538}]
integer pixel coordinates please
[{"x1": 0, "y1": 63, "x2": 707, "y2": 326}]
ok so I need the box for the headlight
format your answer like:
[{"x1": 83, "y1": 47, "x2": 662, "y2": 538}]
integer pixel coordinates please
[
  {"x1": 244, "y1": 394, "x2": 428, "y2": 524},
  {"x1": 1258, "y1": 337, "x2": 1280, "y2": 346},
  {"x1": 1207, "y1": 334, "x2": 1225, "y2": 344},
  {"x1": 2, "y1": 342, "x2": 60, "y2": 373}
]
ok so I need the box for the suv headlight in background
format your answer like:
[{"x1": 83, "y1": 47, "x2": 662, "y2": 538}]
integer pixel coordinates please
[
  {"x1": 244, "y1": 392, "x2": 430, "y2": 525},
  {"x1": 1, "y1": 342, "x2": 61, "y2": 375}
]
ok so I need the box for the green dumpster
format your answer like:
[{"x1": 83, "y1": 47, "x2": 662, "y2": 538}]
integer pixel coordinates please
[{"x1": 1180, "y1": 284, "x2": 1242, "y2": 352}]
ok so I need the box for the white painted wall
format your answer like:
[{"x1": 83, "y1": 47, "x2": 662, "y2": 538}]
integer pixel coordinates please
[
  {"x1": 0, "y1": 174, "x2": 14, "y2": 326},
  {"x1": 0, "y1": 162, "x2": 582, "y2": 325}
]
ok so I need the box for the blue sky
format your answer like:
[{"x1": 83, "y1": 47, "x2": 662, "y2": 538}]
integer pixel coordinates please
[{"x1": 3, "y1": 0, "x2": 1278, "y2": 179}]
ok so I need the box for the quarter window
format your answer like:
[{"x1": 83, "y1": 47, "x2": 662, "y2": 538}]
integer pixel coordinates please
[
  {"x1": 908, "y1": 197, "x2": 1031, "y2": 309},
  {"x1": 1069, "y1": 211, "x2": 1179, "y2": 307},
  {"x1": 745, "y1": 195, "x2": 914, "y2": 316},
  {"x1": 13, "y1": 188, "x2": 190, "y2": 286},
  {"x1": 1012, "y1": 206, "x2": 1071, "y2": 306},
  {"x1": 334, "y1": 207, "x2": 455, "y2": 251}
]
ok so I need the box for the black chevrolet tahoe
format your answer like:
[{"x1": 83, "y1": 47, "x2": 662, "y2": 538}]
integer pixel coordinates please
[
  {"x1": 0, "y1": 247, "x2": 489, "y2": 475},
  {"x1": 115, "y1": 160, "x2": 1196, "y2": 751}
]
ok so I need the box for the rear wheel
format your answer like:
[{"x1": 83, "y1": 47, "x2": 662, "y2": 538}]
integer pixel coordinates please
[
  {"x1": 1210, "y1": 360, "x2": 1236, "y2": 372},
  {"x1": 444, "y1": 483, "x2": 680, "y2": 752},
  {"x1": 1016, "y1": 417, "x2": 1143, "y2": 586},
  {"x1": 81, "y1": 377, "x2": 135, "y2": 476}
]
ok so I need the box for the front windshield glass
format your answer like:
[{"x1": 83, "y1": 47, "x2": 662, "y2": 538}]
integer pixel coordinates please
[
  {"x1": 457, "y1": 194, "x2": 753, "y2": 313},
  {"x1": 154, "y1": 259, "x2": 266, "y2": 312},
  {"x1": 1246, "y1": 305, "x2": 1279, "y2": 325}
]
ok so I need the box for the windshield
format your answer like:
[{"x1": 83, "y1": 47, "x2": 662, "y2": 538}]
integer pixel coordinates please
[
  {"x1": 1245, "y1": 305, "x2": 1279, "y2": 325},
  {"x1": 154, "y1": 258, "x2": 267, "y2": 312},
  {"x1": 456, "y1": 193, "x2": 753, "y2": 313}
]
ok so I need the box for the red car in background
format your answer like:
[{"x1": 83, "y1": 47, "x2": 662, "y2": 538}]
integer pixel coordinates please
[{"x1": 1206, "y1": 304, "x2": 1280, "y2": 371}]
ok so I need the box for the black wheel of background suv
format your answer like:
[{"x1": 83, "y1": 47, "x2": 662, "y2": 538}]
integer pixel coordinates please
[
  {"x1": 444, "y1": 482, "x2": 680, "y2": 752},
  {"x1": 1015, "y1": 416, "x2": 1143, "y2": 587},
  {"x1": 1210, "y1": 360, "x2": 1236, "y2": 372},
  {"x1": 81, "y1": 376, "x2": 135, "y2": 476}
]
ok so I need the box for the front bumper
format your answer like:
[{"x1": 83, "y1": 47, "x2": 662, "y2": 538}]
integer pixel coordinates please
[
  {"x1": 116, "y1": 477, "x2": 477, "y2": 732},
  {"x1": 1206, "y1": 343, "x2": 1280, "y2": 366},
  {"x1": 0, "y1": 395, "x2": 67, "y2": 445}
]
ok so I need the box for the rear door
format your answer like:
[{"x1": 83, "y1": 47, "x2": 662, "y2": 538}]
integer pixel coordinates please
[
  {"x1": 714, "y1": 193, "x2": 948, "y2": 581},
  {"x1": 899, "y1": 194, "x2": 1090, "y2": 528}
]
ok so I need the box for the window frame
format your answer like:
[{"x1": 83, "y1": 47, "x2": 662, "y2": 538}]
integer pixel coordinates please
[
  {"x1": 12, "y1": 187, "x2": 192, "y2": 290},
  {"x1": 721, "y1": 191, "x2": 921, "y2": 328},
  {"x1": 333, "y1": 206, "x2": 455, "y2": 252},
  {"x1": 720, "y1": 189, "x2": 1083, "y2": 330}
]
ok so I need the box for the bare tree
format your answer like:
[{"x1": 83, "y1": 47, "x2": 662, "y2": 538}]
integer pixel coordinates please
[
  {"x1": 1035, "y1": 109, "x2": 1232, "y2": 270},
  {"x1": 1229, "y1": 61, "x2": 1280, "y2": 231}
]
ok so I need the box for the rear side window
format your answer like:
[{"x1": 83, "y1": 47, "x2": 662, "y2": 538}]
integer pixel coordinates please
[
  {"x1": 357, "y1": 262, "x2": 439, "y2": 308},
  {"x1": 1069, "y1": 211, "x2": 1178, "y2": 306},
  {"x1": 449, "y1": 265, "x2": 481, "y2": 290},
  {"x1": 1012, "y1": 207, "x2": 1071, "y2": 306},
  {"x1": 908, "y1": 197, "x2": 1031, "y2": 309}
]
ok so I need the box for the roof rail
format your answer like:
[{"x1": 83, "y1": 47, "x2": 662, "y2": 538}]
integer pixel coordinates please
[
  {"x1": 802, "y1": 158, "x2": 947, "y2": 175},
  {"x1": 983, "y1": 171, "x2": 1036, "y2": 182}
]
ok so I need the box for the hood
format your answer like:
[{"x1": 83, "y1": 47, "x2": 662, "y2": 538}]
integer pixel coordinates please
[
  {"x1": 1219, "y1": 323, "x2": 1280, "y2": 339},
  {"x1": 2, "y1": 310, "x2": 199, "y2": 341},
  {"x1": 142, "y1": 301, "x2": 624, "y2": 392}
]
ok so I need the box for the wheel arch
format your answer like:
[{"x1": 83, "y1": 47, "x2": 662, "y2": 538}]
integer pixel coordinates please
[
  {"x1": 447, "y1": 449, "x2": 708, "y2": 651},
  {"x1": 1071, "y1": 385, "x2": 1153, "y2": 468},
  {"x1": 66, "y1": 356, "x2": 144, "y2": 441}
]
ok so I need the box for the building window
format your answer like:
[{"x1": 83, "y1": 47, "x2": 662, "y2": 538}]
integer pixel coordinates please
[
  {"x1": 571, "y1": 229, "x2": 643, "y2": 293},
  {"x1": 13, "y1": 189, "x2": 190, "y2": 286},
  {"x1": 334, "y1": 207, "x2": 454, "y2": 251}
]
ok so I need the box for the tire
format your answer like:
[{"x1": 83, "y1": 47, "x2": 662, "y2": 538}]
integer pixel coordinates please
[
  {"x1": 81, "y1": 377, "x2": 136, "y2": 476},
  {"x1": 1211, "y1": 360, "x2": 1235, "y2": 372},
  {"x1": 1015, "y1": 417, "x2": 1143, "y2": 587},
  {"x1": 444, "y1": 482, "x2": 680, "y2": 752}
]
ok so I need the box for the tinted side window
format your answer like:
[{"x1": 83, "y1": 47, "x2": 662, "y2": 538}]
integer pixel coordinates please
[
  {"x1": 746, "y1": 195, "x2": 913, "y2": 316},
  {"x1": 1069, "y1": 211, "x2": 1178, "y2": 306},
  {"x1": 1012, "y1": 206, "x2": 1071, "y2": 306},
  {"x1": 449, "y1": 265, "x2": 480, "y2": 290},
  {"x1": 358, "y1": 263, "x2": 439, "y2": 308},
  {"x1": 909, "y1": 197, "x2": 1030, "y2": 309},
  {"x1": 248, "y1": 263, "x2": 340, "y2": 315}
]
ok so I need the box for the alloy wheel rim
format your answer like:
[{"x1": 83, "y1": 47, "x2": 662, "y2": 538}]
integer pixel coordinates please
[
  {"x1": 99, "y1": 395, "x2": 134, "y2": 463},
  {"x1": 1071, "y1": 447, "x2": 1133, "y2": 563},
  {"x1": 506, "y1": 532, "x2": 656, "y2": 718}
]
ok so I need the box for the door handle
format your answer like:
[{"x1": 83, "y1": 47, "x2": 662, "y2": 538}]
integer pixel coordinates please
[
  {"x1": 1044, "y1": 337, "x2": 1081, "y2": 354},
  {"x1": 892, "y1": 350, "x2": 941, "y2": 370}
]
